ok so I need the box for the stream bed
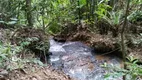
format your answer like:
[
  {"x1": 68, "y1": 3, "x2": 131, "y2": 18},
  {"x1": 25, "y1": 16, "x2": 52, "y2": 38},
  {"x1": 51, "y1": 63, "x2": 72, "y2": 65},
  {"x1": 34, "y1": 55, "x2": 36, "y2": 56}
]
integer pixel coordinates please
[{"x1": 48, "y1": 38, "x2": 123, "y2": 80}]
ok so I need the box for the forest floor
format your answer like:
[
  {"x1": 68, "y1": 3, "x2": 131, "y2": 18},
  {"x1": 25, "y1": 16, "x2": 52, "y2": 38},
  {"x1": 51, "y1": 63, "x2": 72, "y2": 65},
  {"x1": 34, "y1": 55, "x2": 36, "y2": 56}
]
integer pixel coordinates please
[
  {"x1": 7, "y1": 64, "x2": 73, "y2": 80},
  {"x1": 0, "y1": 23, "x2": 142, "y2": 80},
  {"x1": 0, "y1": 28, "x2": 74, "y2": 80}
]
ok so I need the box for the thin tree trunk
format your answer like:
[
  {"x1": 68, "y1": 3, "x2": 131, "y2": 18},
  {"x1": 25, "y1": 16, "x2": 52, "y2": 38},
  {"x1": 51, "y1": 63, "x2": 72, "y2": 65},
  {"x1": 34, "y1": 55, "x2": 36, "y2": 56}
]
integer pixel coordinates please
[
  {"x1": 17, "y1": 2, "x2": 20, "y2": 23},
  {"x1": 41, "y1": 5, "x2": 45, "y2": 32},
  {"x1": 91, "y1": 0, "x2": 95, "y2": 20},
  {"x1": 89, "y1": 1, "x2": 91, "y2": 21},
  {"x1": 78, "y1": 0, "x2": 81, "y2": 25},
  {"x1": 25, "y1": 0, "x2": 33, "y2": 27},
  {"x1": 86, "y1": 0, "x2": 90, "y2": 21},
  {"x1": 120, "y1": 0, "x2": 130, "y2": 80}
]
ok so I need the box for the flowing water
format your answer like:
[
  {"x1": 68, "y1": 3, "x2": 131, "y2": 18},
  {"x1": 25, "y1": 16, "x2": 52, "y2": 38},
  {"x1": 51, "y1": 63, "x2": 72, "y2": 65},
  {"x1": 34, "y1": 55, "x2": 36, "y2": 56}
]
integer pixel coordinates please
[{"x1": 49, "y1": 38, "x2": 123, "y2": 80}]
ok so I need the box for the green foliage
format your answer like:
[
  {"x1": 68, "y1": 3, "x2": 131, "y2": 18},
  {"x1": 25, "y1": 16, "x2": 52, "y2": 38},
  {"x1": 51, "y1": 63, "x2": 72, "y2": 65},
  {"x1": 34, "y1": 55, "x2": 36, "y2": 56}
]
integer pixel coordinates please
[
  {"x1": 130, "y1": 0, "x2": 142, "y2": 9},
  {"x1": 0, "y1": 17, "x2": 18, "y2": 26},
  {"x1": 125, "y1": 56, "x2": 142, "y2": 80},
  {"x1": 79, "y1": 0, "x2": 86, "y2": 6},
  {"x1": 0, "y1": 0, "x2": 141, "y2": 31},
  {"x1": 128, "y1": 11, "x2": 142, "y2": 23},
  {"x1": 19, "y1": 36, "x2": 49, "y2": 52},
  {"x1": 20, "y1": 37, "x2": 39, "y2": 47},
  {"x1": 0, "y1": 42, "x2": 21, "y2": 69},
  {"x1": 103, "y1": 56, "x2": 142, "y2": 80},
  {"x1": 103, "y1": 10, "x2": 123, "y2": 25},
  {"x1": 130, "y1": 33, "x2": 142, "y2": 47},
  {"x1": 0, "y1": 40, "x2": 45, "y2": 70},
  {"x1": 95, "y1": 0, "x2": 112, "y2": 19}
]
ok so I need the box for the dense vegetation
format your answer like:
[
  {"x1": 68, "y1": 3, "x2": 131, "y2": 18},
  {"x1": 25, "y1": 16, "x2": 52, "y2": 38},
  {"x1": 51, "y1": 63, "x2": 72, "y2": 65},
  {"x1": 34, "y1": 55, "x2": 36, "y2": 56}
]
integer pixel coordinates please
[{"x1": 0, "y1": 0, "x2": 142, "y2": 80}]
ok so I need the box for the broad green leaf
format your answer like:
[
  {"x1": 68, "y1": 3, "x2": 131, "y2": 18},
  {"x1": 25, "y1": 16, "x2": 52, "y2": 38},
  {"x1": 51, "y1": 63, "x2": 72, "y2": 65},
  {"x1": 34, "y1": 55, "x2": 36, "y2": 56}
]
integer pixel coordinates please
[{"x1": 7, "y1": 21, "x2": 17, "y2": 25}]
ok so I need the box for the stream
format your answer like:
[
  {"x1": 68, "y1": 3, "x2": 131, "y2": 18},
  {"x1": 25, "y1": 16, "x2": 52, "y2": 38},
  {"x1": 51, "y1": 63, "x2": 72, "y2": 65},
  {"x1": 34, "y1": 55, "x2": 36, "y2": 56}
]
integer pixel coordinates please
[{"x1": 48, "y1": 38, "x2": 123, "y2": 80}]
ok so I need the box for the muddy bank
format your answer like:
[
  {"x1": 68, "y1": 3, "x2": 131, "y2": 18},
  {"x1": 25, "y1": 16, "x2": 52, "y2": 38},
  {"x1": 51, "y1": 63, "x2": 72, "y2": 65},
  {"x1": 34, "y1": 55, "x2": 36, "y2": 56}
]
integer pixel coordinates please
[{"x1": 6, "y1": 64, "x2": 74, "y2": 80}]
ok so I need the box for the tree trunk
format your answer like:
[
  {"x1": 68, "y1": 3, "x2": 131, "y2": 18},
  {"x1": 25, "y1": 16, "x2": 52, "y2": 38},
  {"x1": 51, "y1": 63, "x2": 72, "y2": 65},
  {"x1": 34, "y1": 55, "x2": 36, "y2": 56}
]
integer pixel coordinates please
[
  {"x1": 25, "y1": 0, "x2": 33, "y2": 27},
  {"x1": 78, "y1": 0, "x2": 81, "y2": 25},
  {"x1": 86, "y1": 0, "x2": 90, "y2": 21},
  {"x1": 42, "y1": 6, "x2": 45, "y2": 32},
  {"x1": 120, "y1": 0, "x2": 130, "y2": 80}
]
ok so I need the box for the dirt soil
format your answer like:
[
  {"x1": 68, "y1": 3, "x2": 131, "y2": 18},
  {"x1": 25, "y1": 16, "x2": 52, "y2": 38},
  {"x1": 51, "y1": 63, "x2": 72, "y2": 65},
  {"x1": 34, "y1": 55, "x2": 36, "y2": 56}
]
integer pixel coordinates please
[{"x1": 4, "y1": 64, "x2": 73, "y2": 80}]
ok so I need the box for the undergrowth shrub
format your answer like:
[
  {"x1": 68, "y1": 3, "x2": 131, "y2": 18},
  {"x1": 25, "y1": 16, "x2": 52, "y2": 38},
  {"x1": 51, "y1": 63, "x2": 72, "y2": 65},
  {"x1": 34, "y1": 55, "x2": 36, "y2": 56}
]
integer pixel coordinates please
[
  {"x1": 11, "y1": 28, "x2": 49, "y2": 62},
  {"x1": 0, "y1": 40, "x2": 45, "y2": 71},
  {"x1": 0, "y1": 42, "x2": 21, "y2": 70},
  {"x1": 103, "y1": 56, "x2": 142, "y2": 80},
  {"x1": 128, "y1": 11, "x2": 142, "y2": 24}
]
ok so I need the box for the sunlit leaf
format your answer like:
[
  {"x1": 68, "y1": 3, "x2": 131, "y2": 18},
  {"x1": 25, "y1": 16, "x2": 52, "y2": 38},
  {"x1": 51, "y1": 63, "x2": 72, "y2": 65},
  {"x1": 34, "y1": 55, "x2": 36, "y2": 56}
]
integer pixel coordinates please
[{"x1": 7, "y1": 21, "x2": 17, "y2": 25}]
